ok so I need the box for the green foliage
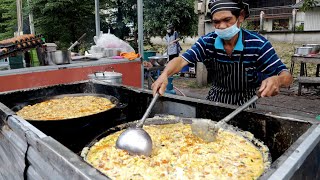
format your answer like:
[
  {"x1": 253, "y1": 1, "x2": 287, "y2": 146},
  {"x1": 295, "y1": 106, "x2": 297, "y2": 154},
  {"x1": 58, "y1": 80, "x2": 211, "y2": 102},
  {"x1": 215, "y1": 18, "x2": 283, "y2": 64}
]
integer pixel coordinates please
[
  {"x1": 242, "y1": 21, "x2": 256, "y2": 31},
  {"x1": 295, "y1": 24, "x2": 304, "y2": 31},
  {"x1": 0, "y1": 0, "x2": 17, "y2": 40},
  {"x1": 144, "y1": 0, "x2": 197, "y2": 37},
  {"x1": 301, "y1": 0, "x2": 319, "y2": 12},
  {"x1": 30, "y1": 0, "x2": 97, "y2": 49},
  {"x1": 1, "y1": 0, "x2": 197, "y2": 51}
]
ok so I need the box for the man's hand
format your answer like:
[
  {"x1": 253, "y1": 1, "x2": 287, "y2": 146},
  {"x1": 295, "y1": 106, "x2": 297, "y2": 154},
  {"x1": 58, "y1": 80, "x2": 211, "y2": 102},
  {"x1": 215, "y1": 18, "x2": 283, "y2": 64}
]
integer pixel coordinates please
[
  {"x1": 151, "y1": 56, "x2": 190, "y2": 96},
  {"x1": 258, "y1": 76, "x2": 281, "y2": 97},
  {"x1": 258, "y1": 71, "x2": 293, "y2": 97},
  {"x1": 152, "y1": 74, "x2": 168, "y2": 96}
]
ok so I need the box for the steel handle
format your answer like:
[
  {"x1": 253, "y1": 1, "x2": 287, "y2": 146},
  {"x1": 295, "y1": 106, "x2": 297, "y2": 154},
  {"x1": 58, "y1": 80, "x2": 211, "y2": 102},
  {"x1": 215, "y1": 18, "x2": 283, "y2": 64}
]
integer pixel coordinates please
[
  {"x1": 218, "y1": 95, "x2": 259, "y2": 126},
  {"x1": 77, "y1": 33, "x2": 87, "y2": 42},
  {"x1": 67, "y1": 33, "x2": 87, "y2": 51},
  {"x1": 137, "y1": 93, "x2": 160, "y2": 128}
]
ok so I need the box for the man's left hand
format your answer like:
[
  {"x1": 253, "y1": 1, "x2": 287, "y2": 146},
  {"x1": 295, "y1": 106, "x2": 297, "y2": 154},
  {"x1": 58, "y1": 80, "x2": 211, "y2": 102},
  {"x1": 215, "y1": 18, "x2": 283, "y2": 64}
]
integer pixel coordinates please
[{"x1": 258, "y1": 76, "x2": 281, "y2": 97}]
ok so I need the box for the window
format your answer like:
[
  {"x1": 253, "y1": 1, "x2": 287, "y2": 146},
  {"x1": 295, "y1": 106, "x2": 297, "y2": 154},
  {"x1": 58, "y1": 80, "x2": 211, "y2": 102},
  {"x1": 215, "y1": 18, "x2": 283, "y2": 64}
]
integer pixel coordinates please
[{"x1": 272, "y1": 19, "x2": 289, "y2": 31}]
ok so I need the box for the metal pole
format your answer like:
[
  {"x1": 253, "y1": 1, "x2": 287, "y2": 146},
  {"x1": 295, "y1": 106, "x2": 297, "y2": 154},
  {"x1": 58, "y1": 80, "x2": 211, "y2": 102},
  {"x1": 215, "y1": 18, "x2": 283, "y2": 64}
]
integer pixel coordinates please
[
  {"x1": 95, "y1": 0, "x2": 101, "y2": 37},
  {"x1": 137, "y1": 0, "x2": 144, "y2": 88},
  {"x1": 27, "y1": 0, "x2": 35, "y2": 34},
  {"x1": 16, "y1": 0, "x2": 23, "y2": 35}
]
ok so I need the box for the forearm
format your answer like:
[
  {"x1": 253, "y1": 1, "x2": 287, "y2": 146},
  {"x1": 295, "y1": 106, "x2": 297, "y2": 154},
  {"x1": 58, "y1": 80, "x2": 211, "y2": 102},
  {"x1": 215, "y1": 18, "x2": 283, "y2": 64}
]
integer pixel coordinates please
[
  {"x1": 172, "y1": 38, "x2": 180, "y2": 43},
  {"x1": 161, "y1": 56, "x2": 189, "y2": 77},
  {"x1": 277, "y1": 71, "x2": 293, "y2": 88}
]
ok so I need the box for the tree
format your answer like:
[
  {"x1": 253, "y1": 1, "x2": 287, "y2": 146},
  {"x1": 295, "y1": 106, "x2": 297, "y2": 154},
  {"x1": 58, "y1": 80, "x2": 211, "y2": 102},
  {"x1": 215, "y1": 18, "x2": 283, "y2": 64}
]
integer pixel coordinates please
[
  {"x1": 144, "y1": 0, "x2": 197, "y2": 37},
  {"x1": 30, "y1": 0, "x2": 97, "y2": 49},
  {"x1": 301, "y1": 0, "x2": 319, "y2": 12},
  {"x1": 0, "y1": 0, "x2": 17, "y2": 40}
]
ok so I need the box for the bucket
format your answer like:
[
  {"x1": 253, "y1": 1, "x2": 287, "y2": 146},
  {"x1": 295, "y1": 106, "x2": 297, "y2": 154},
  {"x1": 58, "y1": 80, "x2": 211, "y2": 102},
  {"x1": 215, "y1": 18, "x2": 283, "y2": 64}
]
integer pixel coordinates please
[
  {"x1": 9, "y1": 54, "x2": 24, "y2": 69},
  {"x1": 143, "y1": 51, "x2": 156, "y2": 61},
  {"x1": 181, "y1": 65, "x2": 189, "y2": 73}
]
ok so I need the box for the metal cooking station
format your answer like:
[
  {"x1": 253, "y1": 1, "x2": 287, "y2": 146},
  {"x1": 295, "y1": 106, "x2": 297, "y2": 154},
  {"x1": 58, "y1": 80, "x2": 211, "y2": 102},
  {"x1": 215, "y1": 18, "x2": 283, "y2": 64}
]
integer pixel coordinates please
[{"x1": 0, "y1": 80, "x2": 319, "y2": 179}]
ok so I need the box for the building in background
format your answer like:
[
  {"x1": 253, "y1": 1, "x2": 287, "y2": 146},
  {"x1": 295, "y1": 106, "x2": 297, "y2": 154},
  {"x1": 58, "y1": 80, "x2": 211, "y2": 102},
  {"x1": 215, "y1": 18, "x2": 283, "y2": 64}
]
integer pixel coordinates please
[
  {"x1": 199, "y1": 0, "x2": 320, "y2": 33},
  {"x1": 293, "y1": 0, "x2": 320, "y2": 31}
]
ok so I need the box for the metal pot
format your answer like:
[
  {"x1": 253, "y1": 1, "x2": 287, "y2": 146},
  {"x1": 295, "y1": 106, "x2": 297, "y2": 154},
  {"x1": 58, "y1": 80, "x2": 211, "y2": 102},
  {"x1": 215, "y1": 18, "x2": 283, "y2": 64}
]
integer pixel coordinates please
[
  {"x1": 303, "y1": 44, "x2": 320, "y2": 54},
  {"x1": 88, "y1": 71, "x2": 123, "y2": 84},
  {"x1": 48, "y1": 50, "x2": 71, "y2": 65},
  {"x1": 295, "y1": 47, "x2": 313, "y2": 56}
]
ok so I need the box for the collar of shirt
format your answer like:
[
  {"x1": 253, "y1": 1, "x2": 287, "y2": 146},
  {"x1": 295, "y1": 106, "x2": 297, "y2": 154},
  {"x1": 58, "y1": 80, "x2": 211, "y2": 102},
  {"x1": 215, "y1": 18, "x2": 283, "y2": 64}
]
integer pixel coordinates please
[{"x1": 214, "y1": 29, "x2": 244, "y2": 52}]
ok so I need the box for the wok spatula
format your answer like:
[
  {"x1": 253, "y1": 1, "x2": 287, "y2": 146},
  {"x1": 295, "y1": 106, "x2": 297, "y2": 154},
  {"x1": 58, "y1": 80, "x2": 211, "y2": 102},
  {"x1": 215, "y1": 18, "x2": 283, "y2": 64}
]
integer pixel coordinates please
[{"x1": 191, "y1": 95, "x2": 259, "y2": 142}]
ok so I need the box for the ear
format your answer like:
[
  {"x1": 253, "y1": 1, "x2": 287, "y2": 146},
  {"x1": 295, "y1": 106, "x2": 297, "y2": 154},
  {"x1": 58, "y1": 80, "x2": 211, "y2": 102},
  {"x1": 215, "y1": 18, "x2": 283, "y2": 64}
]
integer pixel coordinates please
[{"x1": 238, "y1": 10, "x2": 246, "y2": 23}]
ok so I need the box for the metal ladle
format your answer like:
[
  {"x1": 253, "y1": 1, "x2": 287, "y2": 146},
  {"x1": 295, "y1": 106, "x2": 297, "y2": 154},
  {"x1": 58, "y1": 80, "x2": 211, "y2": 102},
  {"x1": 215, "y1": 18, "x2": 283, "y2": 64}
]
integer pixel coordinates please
[
  {"x1": 116, "y1": 93, "x2": 160, "y2": 156},
  {"x1": 191, "y1": 95, "x2": 259, "y2": 142}
]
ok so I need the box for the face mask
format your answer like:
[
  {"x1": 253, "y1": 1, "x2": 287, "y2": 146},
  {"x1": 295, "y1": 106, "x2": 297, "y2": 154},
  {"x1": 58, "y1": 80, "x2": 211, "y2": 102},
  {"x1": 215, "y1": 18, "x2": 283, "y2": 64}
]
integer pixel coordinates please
[
  {"x1": 167, "y1": 29, "x2": 172, "y2": 33},
  {"x1": 215, "y1": 21, "x2": 240, "y2": 40}
]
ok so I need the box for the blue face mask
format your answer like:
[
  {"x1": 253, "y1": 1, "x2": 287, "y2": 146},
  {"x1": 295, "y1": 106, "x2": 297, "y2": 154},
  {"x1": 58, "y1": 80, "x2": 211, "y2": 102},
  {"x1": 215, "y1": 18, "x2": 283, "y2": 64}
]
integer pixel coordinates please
[{"x1": 215, "y1": 21, "x2": 240, "y2": 40}]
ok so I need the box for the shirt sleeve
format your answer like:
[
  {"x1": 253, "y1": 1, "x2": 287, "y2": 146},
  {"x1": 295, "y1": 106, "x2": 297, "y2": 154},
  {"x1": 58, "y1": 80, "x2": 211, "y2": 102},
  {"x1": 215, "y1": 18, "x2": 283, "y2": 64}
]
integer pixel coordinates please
[
  {"x1": 256, "y1": 41, "x2": 288, "y2": 77},
  {"x1": 181, "y1": 37, "x2": 207, "y2": 63}
]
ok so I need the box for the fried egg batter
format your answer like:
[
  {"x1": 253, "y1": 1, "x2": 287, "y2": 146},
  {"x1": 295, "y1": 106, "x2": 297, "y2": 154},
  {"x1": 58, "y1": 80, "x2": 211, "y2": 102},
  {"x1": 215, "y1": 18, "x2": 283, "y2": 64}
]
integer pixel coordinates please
[{"x1": 86, "y1": 123, "x2": 266, "y2": 179}]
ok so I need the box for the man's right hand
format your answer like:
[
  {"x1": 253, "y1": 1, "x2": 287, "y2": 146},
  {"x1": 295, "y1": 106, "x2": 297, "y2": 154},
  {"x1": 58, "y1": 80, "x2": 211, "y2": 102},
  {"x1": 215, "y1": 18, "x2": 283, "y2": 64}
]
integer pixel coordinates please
[
  {"x1": 151, "y1": 56, "x2": 189, "y2": 96},
  {"x1": 151, "y1": 74, "x2": 168, "y2": 96}
]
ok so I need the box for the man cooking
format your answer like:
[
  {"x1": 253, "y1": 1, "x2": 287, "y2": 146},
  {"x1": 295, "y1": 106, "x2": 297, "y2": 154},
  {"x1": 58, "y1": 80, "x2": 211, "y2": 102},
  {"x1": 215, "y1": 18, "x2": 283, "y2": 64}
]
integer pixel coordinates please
[{"x1": 152, "y1": 0, "x2": 293, "y2": 106}]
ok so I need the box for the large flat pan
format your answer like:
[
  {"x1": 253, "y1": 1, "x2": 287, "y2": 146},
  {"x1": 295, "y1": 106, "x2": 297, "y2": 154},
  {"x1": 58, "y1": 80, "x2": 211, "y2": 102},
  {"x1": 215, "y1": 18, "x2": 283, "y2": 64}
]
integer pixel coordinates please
[
  {"x1": 11, "y1": 93, "x2": 124, "y2": 153},
  {"x1": 11, "y1": 93, "x2": 120, "y2": 121},
  {"x1": 82, "y1": 116, "x2": 272, "y2": 178}
]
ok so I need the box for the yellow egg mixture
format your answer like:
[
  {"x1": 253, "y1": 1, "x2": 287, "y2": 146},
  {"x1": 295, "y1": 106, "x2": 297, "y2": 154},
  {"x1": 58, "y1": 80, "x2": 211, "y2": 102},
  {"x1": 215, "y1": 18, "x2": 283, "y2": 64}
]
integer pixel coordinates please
[
  {"x1": 85, "y1": 123, "x2": 266, "y2": 179},
  {"x1": 17, "y1": 96, "x2": 115, "y2": 120}
]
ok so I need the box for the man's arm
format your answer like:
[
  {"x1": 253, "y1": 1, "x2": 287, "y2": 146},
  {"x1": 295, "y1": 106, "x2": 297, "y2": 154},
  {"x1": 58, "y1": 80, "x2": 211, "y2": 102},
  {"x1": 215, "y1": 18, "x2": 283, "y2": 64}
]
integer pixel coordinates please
[
  {"x1": 258, "y1": 71, "x2": 293, "y2": 97},
  {"x1": 152, "y1": 56, "x2": 189, "y2": 95}
]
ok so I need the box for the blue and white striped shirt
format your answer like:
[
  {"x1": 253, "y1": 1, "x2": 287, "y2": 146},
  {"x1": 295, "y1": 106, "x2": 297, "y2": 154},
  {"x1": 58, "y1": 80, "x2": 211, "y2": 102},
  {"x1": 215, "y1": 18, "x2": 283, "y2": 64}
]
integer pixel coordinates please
[{"x1": 181, "y1": 29, "x2": 288, "y2": 88}]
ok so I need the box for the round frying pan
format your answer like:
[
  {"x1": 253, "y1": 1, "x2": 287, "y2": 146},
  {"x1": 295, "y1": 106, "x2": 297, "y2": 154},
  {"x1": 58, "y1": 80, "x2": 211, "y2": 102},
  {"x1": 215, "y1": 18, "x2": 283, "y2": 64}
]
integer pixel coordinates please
[
  {"x1": 11, "y1": 93, "x2": 125, "y2": 152},
  {"x1": 81, "y1": 116, "x2": 271, "y2": 177}
]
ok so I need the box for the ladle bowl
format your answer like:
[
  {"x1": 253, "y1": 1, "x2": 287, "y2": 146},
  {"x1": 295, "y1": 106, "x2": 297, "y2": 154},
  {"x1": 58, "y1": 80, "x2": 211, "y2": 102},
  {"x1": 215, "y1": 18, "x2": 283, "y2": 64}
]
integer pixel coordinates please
[{"x1": 116, "y1": 93, "x2": 159, "y2": 156}]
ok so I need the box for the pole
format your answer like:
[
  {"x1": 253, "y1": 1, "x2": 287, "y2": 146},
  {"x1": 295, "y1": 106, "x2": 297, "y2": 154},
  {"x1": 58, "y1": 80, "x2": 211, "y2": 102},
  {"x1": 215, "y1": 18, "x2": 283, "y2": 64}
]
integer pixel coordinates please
[
  {"x1": 27, "y1": 0, "x2": 35, "y2": 34},
  {"x1": 95, "y1": 0, "x2": 101, "y2": 37},
  {"x1": 137, "y1": 0, "x2": 144, "y2": 88},
  {"x1": 16, "y1": 0, "x2": 23, "y2": 35}
]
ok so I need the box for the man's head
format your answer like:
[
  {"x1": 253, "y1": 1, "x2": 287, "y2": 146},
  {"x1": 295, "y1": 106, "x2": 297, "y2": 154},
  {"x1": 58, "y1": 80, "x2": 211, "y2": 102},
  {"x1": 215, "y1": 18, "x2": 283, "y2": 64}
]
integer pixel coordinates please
[
  {"x1": 167, "y1": 24, "x2": 174, "y2": 34},
  {"x1": 208, "y1": 0, "x2": 249, "y2": 40}
]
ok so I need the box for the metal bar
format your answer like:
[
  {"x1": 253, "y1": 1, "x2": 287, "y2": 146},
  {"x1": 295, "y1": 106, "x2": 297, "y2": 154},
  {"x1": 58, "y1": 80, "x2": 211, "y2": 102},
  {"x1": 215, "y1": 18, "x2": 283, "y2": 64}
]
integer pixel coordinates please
[
  {"x1": 95, "y1": 0, "x2": 101, "y2": 37},
  {"x1": 137, "y1": 0, "x2": 144, "y2": 88}
]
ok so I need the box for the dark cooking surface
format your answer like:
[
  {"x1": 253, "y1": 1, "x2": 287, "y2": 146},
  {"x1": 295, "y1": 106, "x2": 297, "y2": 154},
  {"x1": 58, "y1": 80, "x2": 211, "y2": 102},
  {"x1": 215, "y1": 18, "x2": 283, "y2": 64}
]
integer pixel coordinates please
[{"x1": 0, "y1": 82, "x2": 312, "y2": 161}]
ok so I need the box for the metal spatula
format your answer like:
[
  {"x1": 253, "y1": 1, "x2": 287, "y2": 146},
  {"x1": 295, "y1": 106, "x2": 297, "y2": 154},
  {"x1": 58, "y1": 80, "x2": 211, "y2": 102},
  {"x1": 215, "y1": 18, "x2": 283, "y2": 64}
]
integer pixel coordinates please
[{"x1": 191, "y1": 95, "x2": 259, "y2": 142}]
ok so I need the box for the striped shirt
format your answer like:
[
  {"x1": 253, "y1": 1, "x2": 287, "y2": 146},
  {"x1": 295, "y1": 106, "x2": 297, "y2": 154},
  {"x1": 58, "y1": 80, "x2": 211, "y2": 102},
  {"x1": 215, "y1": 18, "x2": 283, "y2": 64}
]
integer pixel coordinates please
[{"x1": 181, "y1": 29, "x2": 288, "y2": 89}]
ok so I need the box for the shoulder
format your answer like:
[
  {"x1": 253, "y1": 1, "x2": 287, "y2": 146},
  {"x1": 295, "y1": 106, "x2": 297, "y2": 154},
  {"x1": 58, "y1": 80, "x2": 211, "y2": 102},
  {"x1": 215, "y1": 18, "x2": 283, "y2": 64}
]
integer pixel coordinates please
[
  {"x1": 198, "y1": 32, "x2": 218, "y2": 44},
  {"x1": 242, "y1": 29, "x2": 269, "y2": 47}
]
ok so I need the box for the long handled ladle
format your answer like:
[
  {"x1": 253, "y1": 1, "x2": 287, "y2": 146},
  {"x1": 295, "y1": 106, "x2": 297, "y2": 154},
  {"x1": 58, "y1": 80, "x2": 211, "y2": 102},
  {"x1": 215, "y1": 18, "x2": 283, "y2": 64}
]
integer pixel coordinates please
[
  {"x1": 116, "y1": 93, "x2": 160, "y2": 156},
  {"x1": 191, "y1": 95, "x2": 260, "y2": 142}
]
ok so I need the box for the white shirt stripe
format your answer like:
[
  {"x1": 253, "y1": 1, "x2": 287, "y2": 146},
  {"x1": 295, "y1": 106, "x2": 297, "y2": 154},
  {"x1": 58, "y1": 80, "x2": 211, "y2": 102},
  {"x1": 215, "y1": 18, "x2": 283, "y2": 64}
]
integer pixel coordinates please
[
  {"x1": 261, "y1": 58, "x2": 280, "y2": 72},
  {"x1": 190, "y1": 49, "x2": 200, "y2": 62},
  {"x1": 196, "y1": 42, "x2": 206, "y2": 56},
  {"x1": 245, "y1": 39, "x2": 265, "y2": 43},
  {"x1": 257, "y1": 47, "x2": 273, "y2": 61}
]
